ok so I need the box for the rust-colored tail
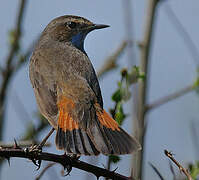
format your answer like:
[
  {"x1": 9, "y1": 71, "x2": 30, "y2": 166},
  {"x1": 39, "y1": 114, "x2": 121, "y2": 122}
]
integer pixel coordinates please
[{"x1": 55, "y1": 101, "x2": 141, "y2": 155}]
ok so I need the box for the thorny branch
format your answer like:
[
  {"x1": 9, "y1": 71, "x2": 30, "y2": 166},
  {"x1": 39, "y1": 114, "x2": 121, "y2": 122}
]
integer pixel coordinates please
[
  {"x1": 0, "y1": 146, "x2": 131, "y2": 180},
  {"x1": 164, "y1": 150, "x2": 192, "y2": 180}
]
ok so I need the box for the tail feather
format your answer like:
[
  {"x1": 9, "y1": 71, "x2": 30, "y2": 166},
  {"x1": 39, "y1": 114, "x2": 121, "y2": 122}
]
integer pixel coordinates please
[
  {"x1": 87, "y1": 117, "x2": 114, "y2": 154},
  {"x1": 56, "y1": 128, "x2": 100, "y2": 155},
  {"x1": 87, "y1": 117, "x2": 141, "y2": 155},
  {"x1": 55, "y1": 100, "x2": 141, "y2": 155},
  {"x1": 102, "y1": 127, "x2": 121, "y2": 154}
]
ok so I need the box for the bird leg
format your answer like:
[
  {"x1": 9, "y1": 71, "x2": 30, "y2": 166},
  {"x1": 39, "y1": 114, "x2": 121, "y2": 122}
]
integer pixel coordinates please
[{"x1": 30, "y1": 128, "x2": 55, "y2": 152}]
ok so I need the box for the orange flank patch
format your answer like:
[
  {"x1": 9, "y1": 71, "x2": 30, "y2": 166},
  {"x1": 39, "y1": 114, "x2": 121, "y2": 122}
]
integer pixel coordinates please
[
  {"x1": 57, "y1": 97, "x2": 78, "y2": 132},
  {"x1": 95, "y1": 104, "x2": 120, "y2": 131}
]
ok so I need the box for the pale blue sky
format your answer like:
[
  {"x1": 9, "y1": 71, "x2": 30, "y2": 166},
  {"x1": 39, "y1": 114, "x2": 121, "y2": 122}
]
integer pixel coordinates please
[{"x1": 1, "y1": 0, "x2": 199, "y2": 179}]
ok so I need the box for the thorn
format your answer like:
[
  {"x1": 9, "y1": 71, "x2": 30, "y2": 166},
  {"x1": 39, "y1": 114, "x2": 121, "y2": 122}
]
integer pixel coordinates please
[
  {"x1": 63, "y1": 170, "x2": 71, "y2": 177},
  {"x1": 96, "y1": 175, "x2": 100, "y2": 180},
  {"x1": 13, "y1": 138, "x2": 20, "y2": 149},
  {"x1": 36, "y1": 159, "x2": 42, "y2": 170},
  {"x1": 112, "y1": 167, "x2": 118, "y2": 172},
  {"x1": 5, "y1": 157, "x2": 10, "y2": 166},
  {"x1": 32, "y1": 159, "x2": 38, "y2": 167}
]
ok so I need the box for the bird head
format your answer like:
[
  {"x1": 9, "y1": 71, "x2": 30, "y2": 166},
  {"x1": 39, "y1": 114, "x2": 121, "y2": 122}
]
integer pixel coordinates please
[{"x1": 42, "y1": 15, "x2": 109, "y2": 51}]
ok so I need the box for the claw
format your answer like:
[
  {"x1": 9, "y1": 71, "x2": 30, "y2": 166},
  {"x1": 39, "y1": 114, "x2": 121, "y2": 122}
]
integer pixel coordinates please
[
  {"x1": 31, "y1": 159, "x2": 38, "y2": 167},
  {"x1": 69, "y1": 154, "x2": 80, "y2": 160},
  {"x1": 29, "y1": 144, "x2": 42, "y2": 153},
  {"x1": 63, "y1": 168, "x2": 71, "y2": 177},
  {"x1": 31, "y1": 158, "x2": 42, "y2": 170},
  {"x1": 26, "y1": 145, "x2": 42, "y2": 170},
  {"x1": 112, "y1": 167, "x2": 118, "y2": 172},
  {"x1": 61, "y1": 153, "x2": 72, "y2": 176},
  {"x1": 36, "y1": 159, "x2": 42, "y2": 170}
]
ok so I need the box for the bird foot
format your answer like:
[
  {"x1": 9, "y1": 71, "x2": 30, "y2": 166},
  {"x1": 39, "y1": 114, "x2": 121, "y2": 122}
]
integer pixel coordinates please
[
  {"x1": 25, "y1": 145, "x2": 42, "y2": 170},
  {"x1": 29, "y1": 144, "x2": 42, "y2": 153}
]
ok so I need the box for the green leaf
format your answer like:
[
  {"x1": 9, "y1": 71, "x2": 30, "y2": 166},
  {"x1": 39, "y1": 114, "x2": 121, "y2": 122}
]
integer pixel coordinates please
[
  {"x1": 109, "y1": 155, "x2": 120, "y2": 164},
  {"x1": 188, "y1": 162, "x2": 199, "y2": 179},
  {"x1": 115, "y1": 102, "x2": 126, "y2": 125},
  {"x1": 112, "y1": 89, "x2": 122, "y2": 102}
]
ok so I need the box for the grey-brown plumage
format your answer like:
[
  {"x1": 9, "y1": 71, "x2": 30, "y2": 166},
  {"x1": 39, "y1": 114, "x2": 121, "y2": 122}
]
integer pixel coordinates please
[{"x1": 29, "y1": 15, "x2": 141, "y2": 155}]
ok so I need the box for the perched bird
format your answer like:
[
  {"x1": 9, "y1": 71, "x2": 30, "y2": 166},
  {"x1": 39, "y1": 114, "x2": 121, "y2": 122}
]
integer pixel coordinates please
[{"x1": 29, "y1": 15, "x2": 141, "y2": 155}]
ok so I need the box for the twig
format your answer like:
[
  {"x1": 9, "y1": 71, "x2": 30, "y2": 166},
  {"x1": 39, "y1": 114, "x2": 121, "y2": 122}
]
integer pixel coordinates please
[
  {"x1": 149, "y1": 162, "x2": 165, "y2": 180},
  {"x1": 164, "y1": 150, "x2": 193, "y2": 180},
  {"x1": 0, "y1": 147, "x2": 131, "y2": 180},
  {"x1": 35, "y1": 162, "x2": 56, "y2": 180},
  {"x1": 132, "y1": 0, "x2": 160, "y2": 179},
  {"x1": 97, "y1": 41, "x2": 127, "y2": 78},
  {"x1": 146, "y1": 84, "x2": 195, "y2": 111}
]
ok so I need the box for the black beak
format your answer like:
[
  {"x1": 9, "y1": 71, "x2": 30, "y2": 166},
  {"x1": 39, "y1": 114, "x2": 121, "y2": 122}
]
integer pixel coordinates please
[
  {"x1": 87, "y1": 24, "x2": 110, "y2": 32},
  {"x1": 93, "y1": 24, "x2": 110, "y2": 30}
]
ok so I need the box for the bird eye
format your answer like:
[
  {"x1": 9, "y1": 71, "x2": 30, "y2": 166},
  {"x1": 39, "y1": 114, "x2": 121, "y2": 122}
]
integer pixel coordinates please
[{"x1": 67, "y1": 21, "x2": 77, "y2": 29}]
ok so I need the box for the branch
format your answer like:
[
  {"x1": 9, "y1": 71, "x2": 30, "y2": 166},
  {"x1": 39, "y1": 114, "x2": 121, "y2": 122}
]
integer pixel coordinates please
[
  {"x1": 0, "y1": 147, "x2": 131, "y2": 180},
  {"x1": 132, "y1": 0, "x2": 160, "y2": 179},
  {"x1": 146, "y1": 84, "x2": 195, "y2": 111},
  {"x1": 97, "y1": 41, "x2": 127, "y2": 78},
  {"x1": 164, "y1": 150, "x2": 193, "y2": 180}
]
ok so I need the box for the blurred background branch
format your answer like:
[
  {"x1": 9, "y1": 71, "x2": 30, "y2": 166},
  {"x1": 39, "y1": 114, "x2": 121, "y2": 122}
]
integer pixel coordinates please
[
  {"x1": 146, "y1": 84, "x2": 196, "y2": 111},
  {"x1": 0, "y1": 0, "x2": 27, "y2": 140},
  {"x1": 132, "y1": 0, "x2": 160, "y2": 179},
  {"x1": 97, "y1": 41, "x2": 127, "y2": 78}
]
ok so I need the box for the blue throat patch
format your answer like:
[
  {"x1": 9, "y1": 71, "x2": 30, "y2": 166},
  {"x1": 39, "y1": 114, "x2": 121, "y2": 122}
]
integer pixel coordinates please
[{"x1": 71, "y1": 33, "x2": 85, "y2": 52}]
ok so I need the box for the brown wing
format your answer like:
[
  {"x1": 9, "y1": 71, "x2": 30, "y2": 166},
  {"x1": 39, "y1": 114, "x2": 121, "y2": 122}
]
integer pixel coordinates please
[
  {"x1": 86, "y1": 65, "x2": 103, "y2": 108},
  {"x1": 29, "y1": 51, "x2": 58, "y2": 128},
  {"x1": 55, "y1": 77, "x2": 141, "y2": 155}
]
